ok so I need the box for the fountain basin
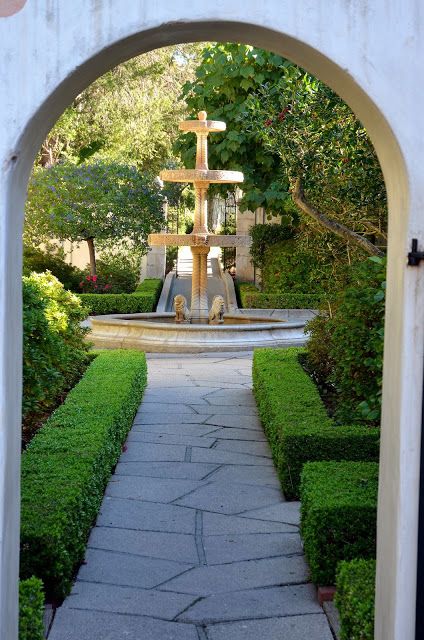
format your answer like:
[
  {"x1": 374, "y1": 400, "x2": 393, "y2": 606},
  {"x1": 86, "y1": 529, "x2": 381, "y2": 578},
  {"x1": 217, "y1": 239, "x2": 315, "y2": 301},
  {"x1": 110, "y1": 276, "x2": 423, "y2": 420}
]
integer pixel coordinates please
[{"x1": 89, "y1": 313, "x2": 307, "y2": 353}]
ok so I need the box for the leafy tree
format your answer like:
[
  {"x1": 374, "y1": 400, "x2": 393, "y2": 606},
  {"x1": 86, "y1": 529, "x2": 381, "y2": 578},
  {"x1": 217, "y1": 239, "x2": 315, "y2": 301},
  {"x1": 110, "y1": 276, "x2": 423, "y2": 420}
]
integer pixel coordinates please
[
  {"x1": 175, "y1": 43, "x2": 293, "y2": 214},
  {"x1": 244, "y1": 66, "x2": 386, "y2": 256},
  {"x1": 39, "y1": 45, "x2": 202, "y2": 172},
  {"x1": 25, "y1": 161, "x2": 164, "y2": 275},
  {"x1": 177, "y1": 42, "x2": 386, "y2": 260}
]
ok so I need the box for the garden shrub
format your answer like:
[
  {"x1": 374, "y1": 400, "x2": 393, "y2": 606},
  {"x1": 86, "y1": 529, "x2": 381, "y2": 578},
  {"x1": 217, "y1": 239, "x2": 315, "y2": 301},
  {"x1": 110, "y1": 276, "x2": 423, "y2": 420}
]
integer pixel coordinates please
[
  {"x1": 249, "y1": 223, "x2": 295, "y2": 272},
  {"x1": 335, "y1": 559, "x2": 376, "y2": 640},
  {"x1": 78, "y1": 278, "x2": 163, "y2": 315},
  {"x1": 20, "y1": 350, "x2": 147, "y2": 599},
  {"x1": 23, "y1": 272, "x2": 90, "y2": 425},
  {"x1": 300, "y1": 461, "x2": 378, "y2": 585},
  {"x1": 23, "y1": 245, "x2": 83, "y2": 291},
  {"x1": 134, "y1": 278, "x2": 163, "y2": 306},
  {"x1": 305, "y1": 256, "x2": 386, "y2": 424},
  {"x1": 252, "y1": 348, "x2": 379, "y2": 499},
  {"x1": 239, "y1": 283, "x2": 325, "y2": 309},
  {"x1": 19, "y1": 577, "x2": 44, "y2": 640}
]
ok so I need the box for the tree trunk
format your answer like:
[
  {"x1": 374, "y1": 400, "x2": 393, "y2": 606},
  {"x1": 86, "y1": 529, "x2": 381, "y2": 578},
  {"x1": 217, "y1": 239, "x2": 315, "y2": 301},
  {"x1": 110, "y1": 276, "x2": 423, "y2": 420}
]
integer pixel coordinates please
[
  {"x1": 86, "y1": 237, "x2": 97, "y2": 275},
  {"x1": 291, "y1": 177, "x2": 384, "y2": 257}
]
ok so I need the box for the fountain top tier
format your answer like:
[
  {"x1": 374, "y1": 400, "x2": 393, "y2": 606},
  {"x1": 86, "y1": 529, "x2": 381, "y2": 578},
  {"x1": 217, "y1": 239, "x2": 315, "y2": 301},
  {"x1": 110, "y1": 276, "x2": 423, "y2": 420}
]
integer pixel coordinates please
[
  {"x1": 149, "y1": 111, "x2": 247, "y2": 247},
  {"x1": 159, "y1": 111, "x2": 243, "y2": 186}
]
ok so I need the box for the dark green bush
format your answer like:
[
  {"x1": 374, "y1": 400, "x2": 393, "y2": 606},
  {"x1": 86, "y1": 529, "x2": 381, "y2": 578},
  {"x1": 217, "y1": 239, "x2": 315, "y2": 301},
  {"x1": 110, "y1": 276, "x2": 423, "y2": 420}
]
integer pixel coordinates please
[
  {"x1": 252, "y1": 348, "x2": 379, "y2": 499},
  {"x1": 249, "y1": 223, "x2": 295, "y2": 272},
  {"x1": 239, "y1": 284, "x2": 325, "y2": 309},
  {"x1": 94, "y1": 253, "x2": 140, "y2": 293},
  {"x1": 134, "y1": 278, "x2": 163, "y2": 306},
  {"x1": 20, "y1": 350, "x2": 147, "y2": 599},
  {"x1": 23, "y1": 245, "x2": 83, "y2": 291},
  {"x1": 306, "y1": 256, "x2": 386, "y2": 423},
  {"x1": 300, "y1": 461, "x2": 378, "y2": 585},
  {"x1": 23, "y1": 272, "x2": 90, "y2": 423},
  {"x1": 78, "y1": 278, "x2": 163, "y2": 315},
  {"x1": 19, "y1": 577, "x2": 44, "y2": 640},
  {"x1": 335, "y1": 559, "x2": 376, "y2": 640}
]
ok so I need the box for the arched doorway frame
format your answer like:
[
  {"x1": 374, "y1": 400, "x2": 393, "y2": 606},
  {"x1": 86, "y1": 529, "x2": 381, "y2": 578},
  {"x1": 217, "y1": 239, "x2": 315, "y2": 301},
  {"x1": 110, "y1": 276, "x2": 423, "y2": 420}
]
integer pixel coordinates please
[{"x1": 1, "y1": 6, "x2": 422, "y2": 640}]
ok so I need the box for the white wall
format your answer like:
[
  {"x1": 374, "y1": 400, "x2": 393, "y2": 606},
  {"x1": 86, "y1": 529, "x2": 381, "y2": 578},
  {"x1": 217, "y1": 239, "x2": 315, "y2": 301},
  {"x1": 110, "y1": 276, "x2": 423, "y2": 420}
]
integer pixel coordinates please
[{"x1": 0, "y1": 2, "x2": 423, "y2": 638}]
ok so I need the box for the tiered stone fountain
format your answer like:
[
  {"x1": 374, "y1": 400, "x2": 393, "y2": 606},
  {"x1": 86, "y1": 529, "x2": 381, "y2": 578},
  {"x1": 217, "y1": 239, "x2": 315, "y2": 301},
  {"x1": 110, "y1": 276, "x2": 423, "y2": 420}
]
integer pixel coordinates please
[
  {"x1": 149, "y1": 110, "x2": 246, "y2": 323},
  {"x1": 89, "y1": 111, "x2": 310, "y2": 352}
]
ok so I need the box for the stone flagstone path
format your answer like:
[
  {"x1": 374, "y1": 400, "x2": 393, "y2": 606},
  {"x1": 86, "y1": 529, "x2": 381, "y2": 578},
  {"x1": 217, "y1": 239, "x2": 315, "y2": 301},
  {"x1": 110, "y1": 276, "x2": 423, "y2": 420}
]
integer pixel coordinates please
[{"x1": 49, "y1": 352, "x2": 333, "y2": 640}]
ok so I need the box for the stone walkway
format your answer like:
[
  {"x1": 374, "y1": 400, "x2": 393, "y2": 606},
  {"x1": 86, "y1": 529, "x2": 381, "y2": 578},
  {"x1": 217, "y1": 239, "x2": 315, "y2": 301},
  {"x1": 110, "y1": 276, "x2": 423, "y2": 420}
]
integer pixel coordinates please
[{"x1": 49, "y1": 353, "x2": 333, "y2": 640}]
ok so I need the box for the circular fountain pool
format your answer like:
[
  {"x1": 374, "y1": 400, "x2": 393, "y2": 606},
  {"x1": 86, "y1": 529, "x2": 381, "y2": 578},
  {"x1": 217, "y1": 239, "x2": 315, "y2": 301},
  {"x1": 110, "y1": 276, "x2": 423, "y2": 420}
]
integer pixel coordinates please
[{"x1": 89, "y1": 312, "x2": 307, "y2": 353}]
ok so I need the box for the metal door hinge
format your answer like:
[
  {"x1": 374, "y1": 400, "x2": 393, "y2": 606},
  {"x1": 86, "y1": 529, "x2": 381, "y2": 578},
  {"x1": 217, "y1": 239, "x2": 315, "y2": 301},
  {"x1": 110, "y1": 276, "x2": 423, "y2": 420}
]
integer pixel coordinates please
[{"x1": 408, "y1": 239, "x2": 424, "y2": 266}]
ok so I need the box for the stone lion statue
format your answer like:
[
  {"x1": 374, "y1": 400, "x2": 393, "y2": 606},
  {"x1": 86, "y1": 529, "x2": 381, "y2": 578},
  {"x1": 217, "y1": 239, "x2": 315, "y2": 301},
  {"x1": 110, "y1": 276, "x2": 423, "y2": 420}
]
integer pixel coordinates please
[
  {"x1": 174, "y1": 294, "x2": 190, "y2": 323},
  {"x1": 209, "y1": 295, "x2": 226, "y2": 324}
]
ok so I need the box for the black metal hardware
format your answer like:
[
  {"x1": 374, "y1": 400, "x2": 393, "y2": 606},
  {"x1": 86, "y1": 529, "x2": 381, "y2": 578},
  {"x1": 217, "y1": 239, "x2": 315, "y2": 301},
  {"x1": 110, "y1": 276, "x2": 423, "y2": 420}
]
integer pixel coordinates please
[{"x1": 408, "y1": 239, "x2": 424, "y2": 266}]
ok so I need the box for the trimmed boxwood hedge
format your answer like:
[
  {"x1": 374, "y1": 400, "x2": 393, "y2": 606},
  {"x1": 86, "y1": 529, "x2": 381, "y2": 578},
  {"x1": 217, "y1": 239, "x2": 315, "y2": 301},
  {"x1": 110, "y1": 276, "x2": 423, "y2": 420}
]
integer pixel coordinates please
[
  {"x1": 252, "y1": 348, "x2": 380, "y2": 499},
  {"x1": 238, "y1": 283, "x2": 324, "y2": 309},
  {"x1": 20, "y1": 350, "x2": 147, "y2": 599},
  {"x1": 78, "y1": 277, "x2": 163, "y2": 315},
  {"x1": 19, "y1": 577, "x2": 44, "y2": 640},
  {"x1": 335, "y1": 558, "x2": 376, "y2": 640},
  {"x1": 300, "y1": 461, "x2": 378, "y2": 585}
]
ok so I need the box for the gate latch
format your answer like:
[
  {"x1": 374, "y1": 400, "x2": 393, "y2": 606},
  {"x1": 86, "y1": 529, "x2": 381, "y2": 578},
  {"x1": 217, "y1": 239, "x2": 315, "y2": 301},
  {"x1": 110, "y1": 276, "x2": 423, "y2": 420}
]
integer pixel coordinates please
[{"x1": 408, "y1": 239, "x2": 424, "y2": 266}]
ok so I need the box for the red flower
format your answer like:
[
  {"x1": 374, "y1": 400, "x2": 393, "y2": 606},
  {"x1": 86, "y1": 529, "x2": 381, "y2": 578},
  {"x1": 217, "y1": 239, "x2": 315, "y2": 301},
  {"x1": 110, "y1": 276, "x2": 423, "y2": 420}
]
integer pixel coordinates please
[
  {"x1": 92, "y1": 275, "x2": 98, "y2": 282},
  {"x1": 79, "y1": 281, "x2": 83, "y2": 288},
  {"x1": 264, "y1": 118, "x2": 273, "y2": 127},
  {"x1": 278, "y1": 112, "x2": 286, "y2": 121},
  {"x1": 86, "y1": 275, "x2": 91, "y2": 281}
]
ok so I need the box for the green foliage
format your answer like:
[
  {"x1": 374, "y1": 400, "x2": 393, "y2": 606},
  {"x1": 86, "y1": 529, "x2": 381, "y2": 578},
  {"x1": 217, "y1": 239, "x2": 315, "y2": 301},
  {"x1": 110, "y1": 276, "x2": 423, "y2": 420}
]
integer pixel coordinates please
[
  {"x1": 336, "y1": 559, "x2": 376, "y2": 640},
  {"x1": 39, "y1": 45, "x2": 202, "y2": 172},
  {"x1": 22, "y1": 272, "x2": 90, "y2": 423},
  {"x1": 252, "y1": 348, "x2": 380, "y2": 499},
  {"x1": 249, "y1": 224, "x2": 295, "y2": 271},
  {"x1": 175, "y1": 43, "x2": 294, "y2": 214},
  {"x1": 306, "y1": 256, "x2": 386, "y2": 423},
  {"x1": 23, "y1": 245, "x2": 83, "y2": 291},
  {"x1": 25, "y1": 160, "x2": 164, "y2": 272},
  {"x1": 300, "y1": 461, "x2": 378, "y2": 585},
  {"x1": 238, "y1": 284, "x2": 325, "y2": 309},
  {"x1": 20, "y1": 350, "x2": 148, "y2": 599},
  {"x1": 245, "y1": 64, "x2": 387, "y2": 254},
  {"x1": 19, "y1": 577, "x2": 45, "y2": 640},
  {"x1": 134, "y1": 278, "x2": 163, "y2": 307},
  {"x1": 93, "y1": 252, "x2": 141, "y2": 293},
  {"x1": 78, "y1": 278, "x2": 163, "y2": 315}
]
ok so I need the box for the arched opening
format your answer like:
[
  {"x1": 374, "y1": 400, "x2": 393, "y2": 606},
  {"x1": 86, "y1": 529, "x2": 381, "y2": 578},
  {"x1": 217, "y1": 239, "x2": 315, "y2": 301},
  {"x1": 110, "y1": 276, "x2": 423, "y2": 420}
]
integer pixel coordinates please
[{"x1": 1, "y1": 16, "x2": 415, "y2": 640}]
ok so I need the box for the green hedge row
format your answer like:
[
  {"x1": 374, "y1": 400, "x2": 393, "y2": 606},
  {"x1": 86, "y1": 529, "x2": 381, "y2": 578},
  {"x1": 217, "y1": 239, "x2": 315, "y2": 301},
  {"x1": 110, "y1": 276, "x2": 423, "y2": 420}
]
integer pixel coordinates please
[
  {"x1": 239, "y1": 283, "x2": 325, "y2": 309},
  {"x1": 252, "y1": 348, "x2": 380, "y2": 499},
  {"x1": 335, "y1": 558, "x2": 376, "y2": 640},
  {"x1": 19, "y1": 577, "x2": 44, "y2": 640},
  {"x1": 20, "y1": 350, "x2": 147, "y2": 599},
  {"x1": 78, "y1": 277, "x2": 163, "y2": 315},
  {"x1": 300, "y1": 461, "x2": 378, "y2": 585}
]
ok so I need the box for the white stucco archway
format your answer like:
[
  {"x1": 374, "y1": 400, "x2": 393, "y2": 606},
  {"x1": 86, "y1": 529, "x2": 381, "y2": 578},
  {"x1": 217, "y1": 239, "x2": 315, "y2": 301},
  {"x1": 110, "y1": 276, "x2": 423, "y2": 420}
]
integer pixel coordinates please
[{"x1": 1, "y1": 2, "x2": 423, "y2": 639}]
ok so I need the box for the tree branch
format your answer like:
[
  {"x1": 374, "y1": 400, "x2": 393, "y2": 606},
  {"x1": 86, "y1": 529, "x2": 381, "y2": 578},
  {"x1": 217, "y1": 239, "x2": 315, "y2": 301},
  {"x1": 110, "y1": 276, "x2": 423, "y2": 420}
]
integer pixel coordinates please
[{"x1": 291, "y1": 178, "x2": 384, "y2": 257}]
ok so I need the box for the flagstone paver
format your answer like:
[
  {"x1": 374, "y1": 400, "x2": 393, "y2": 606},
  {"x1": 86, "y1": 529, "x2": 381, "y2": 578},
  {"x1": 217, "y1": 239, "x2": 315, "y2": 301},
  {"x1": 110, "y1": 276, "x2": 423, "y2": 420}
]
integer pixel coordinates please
[{"x1": 48, "y1": 352, "x2": 332, "y2": 640}]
